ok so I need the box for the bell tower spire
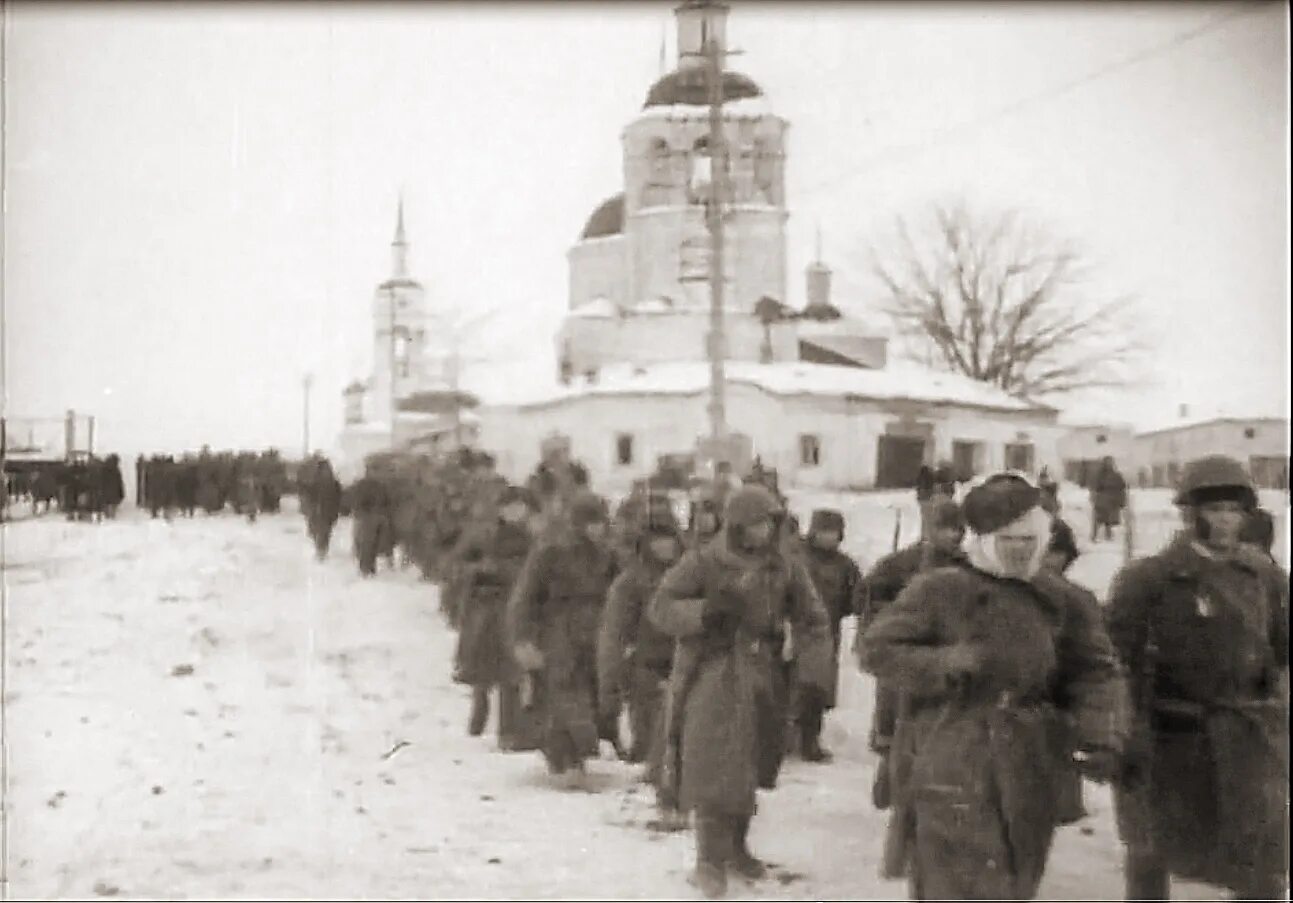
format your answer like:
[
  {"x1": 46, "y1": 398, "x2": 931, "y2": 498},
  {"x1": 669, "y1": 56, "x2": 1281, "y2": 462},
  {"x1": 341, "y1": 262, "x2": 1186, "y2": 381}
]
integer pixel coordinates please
[{"x1": 391, "y1": 195, "x2": 409, "y2": 280}]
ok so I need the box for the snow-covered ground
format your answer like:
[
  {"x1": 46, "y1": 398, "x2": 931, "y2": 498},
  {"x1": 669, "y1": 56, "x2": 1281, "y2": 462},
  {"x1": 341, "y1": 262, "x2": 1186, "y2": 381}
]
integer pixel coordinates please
[{"x1": 2, "y1": 488, "x2": 1285, "y2": 900}]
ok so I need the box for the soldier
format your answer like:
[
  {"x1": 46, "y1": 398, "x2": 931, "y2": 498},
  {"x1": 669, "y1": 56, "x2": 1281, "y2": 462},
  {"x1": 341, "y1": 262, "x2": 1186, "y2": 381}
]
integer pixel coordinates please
[
  {"x1": 305, "y1": 456, "x2": 343, "y2": 561},
  {"x1": 686, "y1": 483, "x2": 723, "y2": 550},
  {"x1": 596, "y1": 502, "x2": 684, "y2": 789},
  {"x1": 859, "y1": 473, "x2": 1125, "y2": 900},
  {"x1": 1107, "y1": 455, "x2": 1288, "y2": 901},
  {"x1": 1040, "y1": 516, "x2": 1099, "y2": 826},
  {"x1": 351, "y1": 462, "x2": 394, "y2": 577},
  {"x1": 1089, "y1": 455, "x2": 1128, "y2": 543},
  {"x1": 649, "y1": 485, "x2": 834, "y2": 898},
  {"x1": 135, "y1": 454, "x2": 146, "y2": 508},
  {"x1": 506, "y1": 490, "x2": 619, "y2": 785},
  {"x1": 794, "y1": 508, "x2": 862, "y2": 763},
  {"x1": 857, "y1": 498, "x2": 966, "y2": 809},
  {"x1": 455, "y1": 485, "x2": 541, "y2": 748}
]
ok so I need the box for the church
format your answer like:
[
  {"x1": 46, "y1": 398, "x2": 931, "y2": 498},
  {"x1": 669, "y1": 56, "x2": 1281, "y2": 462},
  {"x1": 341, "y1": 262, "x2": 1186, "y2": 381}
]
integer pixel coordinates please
[
  {"x1": 336, "y1": 200, "x2": 480, "y2": 475},
  {"x1": 471, "y1": 0, "x2": 1064, "y2": 493}
]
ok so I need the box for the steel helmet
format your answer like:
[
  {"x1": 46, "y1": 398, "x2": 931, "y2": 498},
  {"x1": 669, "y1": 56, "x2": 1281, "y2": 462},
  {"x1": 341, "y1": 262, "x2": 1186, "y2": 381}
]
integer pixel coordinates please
[{"x1": 1174, "y1": 455, "x2": 1255, "y2": 507}]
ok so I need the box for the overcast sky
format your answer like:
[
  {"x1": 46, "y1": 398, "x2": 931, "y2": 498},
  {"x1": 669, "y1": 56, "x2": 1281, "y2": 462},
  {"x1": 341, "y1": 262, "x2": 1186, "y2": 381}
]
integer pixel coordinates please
[{"x1": 3, "y1": 1, "x2": 1288, "y2": 456}]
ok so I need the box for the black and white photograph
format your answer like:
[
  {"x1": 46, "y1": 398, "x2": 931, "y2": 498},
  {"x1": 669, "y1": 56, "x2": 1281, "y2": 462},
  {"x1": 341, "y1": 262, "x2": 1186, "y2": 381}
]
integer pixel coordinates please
[{"x1": 1, "y1": 1, "x2": 1288, "y2": 899}]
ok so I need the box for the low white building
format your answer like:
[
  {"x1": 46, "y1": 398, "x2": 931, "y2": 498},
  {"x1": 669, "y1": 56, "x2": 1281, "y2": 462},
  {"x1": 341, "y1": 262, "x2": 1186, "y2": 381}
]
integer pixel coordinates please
[
  {"x1": 477, "y1": 360, "x2": 1061, "y2": 495},
  {"x1": 1132, "y1": 415, "x2": 1289, "y2": 489}
]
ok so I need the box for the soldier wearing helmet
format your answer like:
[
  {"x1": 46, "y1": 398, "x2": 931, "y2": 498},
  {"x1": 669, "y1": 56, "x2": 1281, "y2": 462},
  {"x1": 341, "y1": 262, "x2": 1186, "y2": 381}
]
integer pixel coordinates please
[
  {"x1": 1107, "y1": 455, "x2": 1288, "y2": 901},
  {"x1": 648, "y1": 484, "x2": 833, "y2": 898}
]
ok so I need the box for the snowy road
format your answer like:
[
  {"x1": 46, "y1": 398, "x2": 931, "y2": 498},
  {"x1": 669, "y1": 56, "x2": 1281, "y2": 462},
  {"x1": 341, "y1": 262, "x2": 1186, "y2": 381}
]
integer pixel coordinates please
[{"x1": 4, "y1": 492, "x2": 1270, "y2": 900}]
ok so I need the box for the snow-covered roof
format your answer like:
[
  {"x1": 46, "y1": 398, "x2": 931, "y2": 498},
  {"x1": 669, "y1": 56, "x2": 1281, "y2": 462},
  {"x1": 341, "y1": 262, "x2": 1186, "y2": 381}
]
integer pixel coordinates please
[
  {"x1": 476, "y1": 360, "x2": 1054, "y2": 415},
  {"x1": 632, "y1": 297, "x2": 675, "y2": 314},
  {"x1": 632, "y1": 94, "x2": 777, "y2": 122},
  {"x1": 1136, "y1": 412, "x2": 1288, "y2": 438},
  {"x1": 569, "y1": 297, "x2": 619, "y2": 319}
]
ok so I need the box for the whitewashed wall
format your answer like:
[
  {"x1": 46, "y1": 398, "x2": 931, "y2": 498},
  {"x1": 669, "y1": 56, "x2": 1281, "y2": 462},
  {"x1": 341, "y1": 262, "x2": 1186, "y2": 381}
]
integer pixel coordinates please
[{"x1": 477, "y1": 386, "x2": 1062, "y2": 493}]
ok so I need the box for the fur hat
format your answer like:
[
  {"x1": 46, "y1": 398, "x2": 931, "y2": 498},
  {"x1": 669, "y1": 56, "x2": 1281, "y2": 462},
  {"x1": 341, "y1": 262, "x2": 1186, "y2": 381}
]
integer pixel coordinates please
[
  {"x1": 723, "y1": 484, "x2": 782, "y2": 528},
  {"x1": 499, "y1": 484, "x2": 538, "y2": 512},
  {"x1": 808, "y1": 509, "x2": 845, "y2": 537},
  {"x1": 569, "y1": 490, "x2": 609, "y2": 527},
  {"x1": 930, "y1": 499, "x2": 965, "y2": 532},
  {"x1": 962, "y1": 474, "x2": 1041, "y2": 535}
]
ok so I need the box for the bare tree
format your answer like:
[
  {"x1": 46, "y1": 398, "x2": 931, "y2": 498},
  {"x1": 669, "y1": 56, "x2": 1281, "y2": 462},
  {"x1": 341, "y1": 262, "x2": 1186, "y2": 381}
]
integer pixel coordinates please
[{"x1": 869, "y1": 200, "x2": 1143, "y2": 398}]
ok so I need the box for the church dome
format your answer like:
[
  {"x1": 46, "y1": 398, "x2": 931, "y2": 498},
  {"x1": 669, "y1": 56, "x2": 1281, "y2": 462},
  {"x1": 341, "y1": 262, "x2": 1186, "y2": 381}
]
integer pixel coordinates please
[
  {"x1": 643, "y1": 68, "x2": 763, "y2": 108},
  {"x1": 580, "y1": 192, "x2": 625, "y2": 240}
]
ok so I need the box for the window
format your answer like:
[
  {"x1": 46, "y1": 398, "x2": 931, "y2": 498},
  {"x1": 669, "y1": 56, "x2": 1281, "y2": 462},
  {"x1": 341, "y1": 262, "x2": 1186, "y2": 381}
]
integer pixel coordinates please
[
  {"x1": 799, "y1": 434, "x2": 821, "y2": 467},
  {"x1": 1244, "y1": 427, "x2": 1257, "y2": 439},
  {"x1": 615, "y1": 433, "x2": 634, "y2": 467},
  {"x1": 1096, "y1": 434, "x2": 1108, "y2": 444},
  {"x1": 1004, "y1": 442, "x2": 1035, "y2": 474}
]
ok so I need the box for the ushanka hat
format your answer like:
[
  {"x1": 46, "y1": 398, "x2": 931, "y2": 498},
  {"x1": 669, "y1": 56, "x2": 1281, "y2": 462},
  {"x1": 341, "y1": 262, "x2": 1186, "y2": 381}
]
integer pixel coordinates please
[
  {"x1": 808, "y1": 509, "x2": 845, "y2": 536},
  {"x1": 569, "y1": 490, "x2": 609, "y2": 526},
  {"x1": 962, "y1": 473, "x2": 1041, "y2": 535}
]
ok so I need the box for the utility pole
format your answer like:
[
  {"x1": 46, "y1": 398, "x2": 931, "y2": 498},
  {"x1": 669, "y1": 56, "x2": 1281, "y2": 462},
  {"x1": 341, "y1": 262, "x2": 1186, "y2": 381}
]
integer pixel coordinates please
[
  {"x1": 302, "y1": 372, "x2": 313, "y2": 459},
  {"x1": 388, "y1": 287, "x2": 398, "y2": 450},
  {"x1": 703, "y1": 19, "x2": 729, "y2": 480}
]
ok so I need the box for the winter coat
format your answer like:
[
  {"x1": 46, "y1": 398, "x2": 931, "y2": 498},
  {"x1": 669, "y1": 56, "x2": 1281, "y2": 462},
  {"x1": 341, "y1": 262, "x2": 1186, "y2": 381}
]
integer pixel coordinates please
[
  {"x1": 858, "y1": 543, "x2": 966, "y2": 630},
  {"x1": 859, "y1": 564, "x2": 1125, "y2": 900},
  {"x1": 306, "y1": 470, "x2": 342, "y2": 532},
  {"x1": 506, "y1": 534, "x2": 619, "y2": 769},
  {"x1": 1106, "y1": 537, "x2": 1289, "y2": 892},
  {"x1": 1090, "y1": 466, "x2": 1127, "y2": 526},
  {"x1": 648, "y1": 532, "x2": 833, "y2": 817},
  {"x1": 598, "y1": 551, "x2": 678, "y2": 702},
  {"x1": 801, "y1": 544, "x2": 861, "y2": 708},
  {"x1": 454, "y1": 520, "x2": 533, "y2": 687}
]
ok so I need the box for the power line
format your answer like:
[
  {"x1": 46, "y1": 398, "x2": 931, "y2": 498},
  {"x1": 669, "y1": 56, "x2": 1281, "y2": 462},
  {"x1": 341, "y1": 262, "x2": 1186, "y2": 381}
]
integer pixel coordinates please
[{"x1": 798, "y1": 2, "x2": 1265, "y2": 199}]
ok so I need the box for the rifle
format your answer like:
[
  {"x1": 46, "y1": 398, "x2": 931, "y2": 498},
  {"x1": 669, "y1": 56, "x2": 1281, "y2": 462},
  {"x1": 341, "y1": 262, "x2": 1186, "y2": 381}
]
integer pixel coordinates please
[{"x1": 891, "y1": 507, "x2": 902, "y2": 554}]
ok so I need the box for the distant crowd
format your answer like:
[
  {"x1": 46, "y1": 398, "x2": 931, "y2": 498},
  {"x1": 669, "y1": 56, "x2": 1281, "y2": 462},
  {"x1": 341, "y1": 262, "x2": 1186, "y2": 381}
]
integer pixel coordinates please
[{"x1": 136, "y1": 448, "x2": 289, "y2": 520}]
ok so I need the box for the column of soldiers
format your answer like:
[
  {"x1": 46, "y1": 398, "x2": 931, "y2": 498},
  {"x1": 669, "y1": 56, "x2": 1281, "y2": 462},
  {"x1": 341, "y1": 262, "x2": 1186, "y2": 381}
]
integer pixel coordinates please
[
  {"x1": 137, "y1": 448, "x2": 287, "y2": 520},
  {"x1": 3, "y1": 455, "x2": 127, "y2": 521},
  {"x1": 315, "y1": 443, "x2": 1287, "y2": 901}
]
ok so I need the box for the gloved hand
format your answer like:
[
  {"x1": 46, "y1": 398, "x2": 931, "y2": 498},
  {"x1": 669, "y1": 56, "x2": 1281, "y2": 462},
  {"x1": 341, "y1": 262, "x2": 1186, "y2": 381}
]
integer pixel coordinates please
[
  {"x1": 939, "y1": 642, "x2": 982, "y2": 684},
  {"x1": 513, "y1": 641, "x2": 544, "y2": 672},
  {"x1": 701, "y1": 589, "x2": 741, "y2": 634},
  {"x1": 1072, "y1": 745, "x2": 1122, "y2": 784}
]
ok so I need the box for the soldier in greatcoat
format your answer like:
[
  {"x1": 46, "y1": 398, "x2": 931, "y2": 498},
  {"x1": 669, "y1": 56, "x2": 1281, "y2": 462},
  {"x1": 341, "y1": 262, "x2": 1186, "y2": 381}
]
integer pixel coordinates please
[
  {"x1": 455, "y1": 485, "x2": 541, "y2": 749},
  {"x1": 305, "y1": 456, "x2": 343, "y2": 561},
  {"x1": 649, "y1": 485, "x2": 834, "y2": 898},
  {"x1": 506, "y1": 490, "x2": 619, "y2": 784},
  {"x1": 1089, "y1": 455, "x2": 1128, "y2": 542},
  {"x1": 794, "y1": 508, "x2": 862, "y2": 763},
  {"x1": 1107, "y1": 455, "x2": 1288, "y2": 901},
  {"x1": 351, "y1": 463, "x2": 393, "y2": 577},
  {"x1": 596, "y1": 504, "x2": 684, "y2": 804},
  {"x1": 859, "y1": 474, "x2": 1126, "y2": 900},
  {"x1": 857, "y1": 498, "x2": 966, "y2": 810}
]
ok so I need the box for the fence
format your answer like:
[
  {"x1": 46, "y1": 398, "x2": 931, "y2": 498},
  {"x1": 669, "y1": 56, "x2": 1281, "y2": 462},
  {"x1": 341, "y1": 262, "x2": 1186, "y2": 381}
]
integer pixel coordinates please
[{"x1": 1, "y1": 411, "x2": 98, "y2": 462}]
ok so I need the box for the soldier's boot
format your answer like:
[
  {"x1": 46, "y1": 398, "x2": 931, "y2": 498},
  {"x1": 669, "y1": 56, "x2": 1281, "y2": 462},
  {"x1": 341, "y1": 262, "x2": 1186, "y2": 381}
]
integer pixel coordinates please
[
  {"x1": 690, "y1": 814, "x2": 730, "y2": 899},
  {"x1": 468, "y1": 685, "x2": 490, "y2": 737},
  {"x1": 799, "y1": 704, "x2": 832, "y2": 763},
  {"x1": 872, "y1": 754, "x2": 892, "y2": 810},
  {"x1": 728, "y1": 815, "x2": 767, "y2": 881},
  {"x1": 1124, "y1": 851, "x2": 1169, "y2": 901}
]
